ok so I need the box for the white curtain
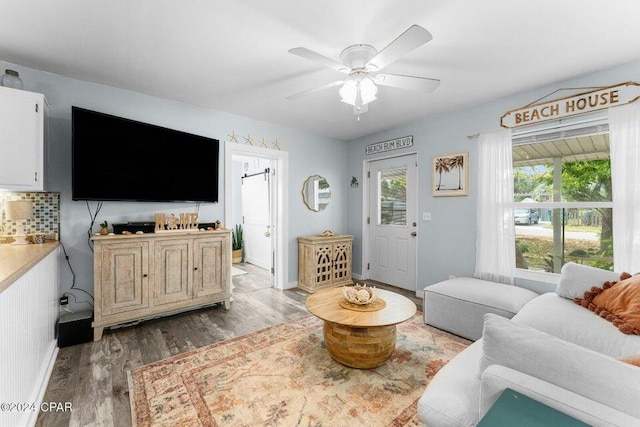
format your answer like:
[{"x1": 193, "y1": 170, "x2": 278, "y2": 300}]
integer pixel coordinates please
[
  {"x1": 475, "y1": 129, "x2": 515, "y2": 284},
  {"x1": 609, "y1": 101, "x2": 640, "y2": 273}
]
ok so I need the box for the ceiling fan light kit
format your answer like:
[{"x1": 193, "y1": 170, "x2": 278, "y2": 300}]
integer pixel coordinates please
[
  {"x1": 288, "y1": 25, "x2": 440, "y2": 119},
  {"x1": 339, "y1": 74, "x2": 377, "y2": 109}
]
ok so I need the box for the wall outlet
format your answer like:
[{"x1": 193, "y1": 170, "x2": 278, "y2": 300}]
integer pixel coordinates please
[
  {"x1": 448, "y1": 274, "x2": 456, "y2": 280},
  {"x1": 422, "y1": 212, "x2": 432, "y2": 221},
  {"x1": 59, "y1": 296, "x2": 69, "y2": 306}
]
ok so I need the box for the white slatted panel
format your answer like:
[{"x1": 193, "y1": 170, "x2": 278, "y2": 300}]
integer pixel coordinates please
[{"x1": 0, "y1": 248, "x2": 59, "y2": 427}]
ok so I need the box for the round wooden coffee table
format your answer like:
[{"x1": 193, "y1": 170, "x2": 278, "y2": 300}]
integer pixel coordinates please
[{"x1": 306, "y1": 287, "x2": 417, "y2": 369}]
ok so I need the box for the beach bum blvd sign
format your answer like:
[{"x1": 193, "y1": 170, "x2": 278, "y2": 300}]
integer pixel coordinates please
[
  {"x1": 501, "y1": 82, "x2": 640, "y2": 128},
  {"x1": 365, "y1": 135, "x2": 413, "y2": 155}
]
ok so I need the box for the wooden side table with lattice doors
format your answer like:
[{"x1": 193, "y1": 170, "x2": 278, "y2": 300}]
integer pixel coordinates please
[{"x1": 298, "y1": 234, "x2": 353, "y2": 293}]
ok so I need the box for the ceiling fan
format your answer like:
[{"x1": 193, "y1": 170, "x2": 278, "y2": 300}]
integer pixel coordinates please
[{"x1": 287, "y1": 25, "x2": 440, "y2": 119}]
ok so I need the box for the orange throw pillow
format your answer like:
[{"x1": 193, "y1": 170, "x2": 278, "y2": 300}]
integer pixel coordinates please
[{"x1": 574, "y1": 272, "x2": 640, "y2": 335}]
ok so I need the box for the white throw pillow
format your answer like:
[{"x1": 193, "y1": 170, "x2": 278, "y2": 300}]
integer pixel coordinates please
[
  {"x1": 555, "y1": 262, "x2": 619, "y2": 299},
  {"x1": 479, "y1": 313, "x2": 640, "y2": 418}
]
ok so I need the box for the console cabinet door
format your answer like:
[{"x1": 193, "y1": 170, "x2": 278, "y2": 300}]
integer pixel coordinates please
[
  {"x1": 154, "y1": 238, "x2": 192, "y2": 305},
  {"x1": 193, "y1": 236, "x2": 227, "y2": 297},
  {"x1": 100, "y1": 242, "x2": 149, "y2": 316},
  {"x1": 333, "y1": 241, "x2": 352, "y2": 284},
  {"x1": 314, "y1": 243, "x2": 335, "y2": 287}
]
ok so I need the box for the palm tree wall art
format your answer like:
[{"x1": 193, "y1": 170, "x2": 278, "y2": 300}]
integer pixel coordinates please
[{"x1": 432, "y1": 151, "x2": 469, "y2": 197}]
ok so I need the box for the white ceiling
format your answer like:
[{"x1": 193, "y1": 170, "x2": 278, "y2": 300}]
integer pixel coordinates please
[{"x1": 2, "y1": 1, "x2": 640, "y2": 141}]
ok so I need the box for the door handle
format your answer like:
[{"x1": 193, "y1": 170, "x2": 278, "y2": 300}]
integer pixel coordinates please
[{"x1": 411, "y1": 232, "x2": 417, "y2": 237}]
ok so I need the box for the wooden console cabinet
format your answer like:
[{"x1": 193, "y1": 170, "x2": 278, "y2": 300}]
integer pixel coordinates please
[
  {"x1": 92, "y1": 230, "x2": 231, "y2": 340},
  {"x1": 298, "y1": 234, "x2": 353, "y2": 293}
]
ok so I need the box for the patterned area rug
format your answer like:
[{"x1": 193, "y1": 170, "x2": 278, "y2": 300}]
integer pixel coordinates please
[{"x1": 129, "y1": 314, "x2": 470, "y2": 426}]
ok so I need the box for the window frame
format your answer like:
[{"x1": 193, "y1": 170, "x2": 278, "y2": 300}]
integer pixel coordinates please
[{"x1": 511, "y1": 116, "x2": 612, "y2": 281}]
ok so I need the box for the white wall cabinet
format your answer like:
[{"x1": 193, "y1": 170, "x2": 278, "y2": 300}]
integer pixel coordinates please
[
  {"x1": 0, "y1": 86, "x2": 48, "y2": 191},
  {"x1": 92, "y1": 230, "x2": 232, "y2": 340}
]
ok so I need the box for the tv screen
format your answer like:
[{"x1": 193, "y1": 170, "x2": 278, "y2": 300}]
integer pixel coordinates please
[{"x1": 72, "y1": 107, "x2": 219, "y2": 202}]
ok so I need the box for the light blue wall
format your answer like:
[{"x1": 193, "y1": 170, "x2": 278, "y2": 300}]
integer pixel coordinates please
[
  {"x1": 347, "y1": 60, "x2": 640, "y2": 292},
  {"x1": 1, "y1": 60, "x2": 348, "y2": 310},
  {"x1": 4, "y1": 58, "x2": 639, "y2": 307}
]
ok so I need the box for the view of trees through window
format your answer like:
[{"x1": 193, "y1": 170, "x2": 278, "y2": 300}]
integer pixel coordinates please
[
  {"x1": 513, "y1": 133, "x2": 613, "y2": 273},
  {"x1": 379, "y1": 168, "x2": 407, "y2": 226}
]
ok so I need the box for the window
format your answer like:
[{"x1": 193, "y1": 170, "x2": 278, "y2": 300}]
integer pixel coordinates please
[
  {"x1": 378, "y1": 167, "x2": 407, "y2": 226},
  {"x1": 513, "y1": 129, "x2": 613, "y2": 273}
]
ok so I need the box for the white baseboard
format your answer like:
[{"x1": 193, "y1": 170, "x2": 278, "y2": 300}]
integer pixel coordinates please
[
  {"x1": 285, "y1": 281, "x2": 298, "y2": 290},
  {"x1": 25, "y1": 343, "x2": 58, "y2": 427},
  {"x1": 244, "y1": 256, "x2": 270, "y2": 270}
]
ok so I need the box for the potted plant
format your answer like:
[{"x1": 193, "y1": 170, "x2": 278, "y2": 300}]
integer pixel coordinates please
[
  {"x1": 99, "y1": 220, "x2": 109, "y2": 235},
  {"x1": 232, "y1": 224, "x2": 243, "y2": 263}
]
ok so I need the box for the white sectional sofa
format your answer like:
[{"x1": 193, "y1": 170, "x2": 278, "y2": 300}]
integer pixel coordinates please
[
  {"x1": 424, "y1": 277, "x2": 538, "y2": 341},
  {"x1": 418, "y1": 263, "x2": 640, "y2": 426}
]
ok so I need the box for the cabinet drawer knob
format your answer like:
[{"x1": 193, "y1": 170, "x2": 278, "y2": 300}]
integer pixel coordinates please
[
  {"x1": 194, "y1": 267, "x2": 198, "y2": 271},
  {"x1": 143, "y1": 273, "x2": 148, "y2": 277}
]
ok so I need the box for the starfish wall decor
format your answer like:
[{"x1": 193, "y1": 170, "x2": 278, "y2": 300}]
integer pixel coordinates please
[{"x1": 226, "y1": 131, "x2": 282, "y2": 150}]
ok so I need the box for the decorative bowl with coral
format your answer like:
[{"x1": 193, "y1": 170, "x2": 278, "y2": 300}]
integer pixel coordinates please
[{"x1": 342, "y1": 284, "x2": 377, "y2": 305}]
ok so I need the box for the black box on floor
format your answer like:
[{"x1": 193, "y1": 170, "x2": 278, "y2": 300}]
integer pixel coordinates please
[{"x1": 58, "y1": 310, "x2": 93, "y2": 347}]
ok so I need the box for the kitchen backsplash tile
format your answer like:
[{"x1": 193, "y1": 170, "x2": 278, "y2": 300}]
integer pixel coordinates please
[{"x1": 1, "y1": 192, "x2": 60, "y2": 237}]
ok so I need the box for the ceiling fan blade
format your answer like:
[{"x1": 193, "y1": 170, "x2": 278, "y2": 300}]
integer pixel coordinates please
[
  {"x1": 286, "y1": 80, "x2": 344, "y2": 100},
  {"x1": 375, "y1": 74, "x2": 440, "y2": 92},
  {"x1": 289, "y1": 47, "x2": 350, "y2": 74},
  {"x1": 366, "y1": 25, "x2": 433, "y2": 71}
]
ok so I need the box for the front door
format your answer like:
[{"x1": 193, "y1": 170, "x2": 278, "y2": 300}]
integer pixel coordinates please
[{"x1": 368, "y1": 154, "x2": 418, "y2": 291}]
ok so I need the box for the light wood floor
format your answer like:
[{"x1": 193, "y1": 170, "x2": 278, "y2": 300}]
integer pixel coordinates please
[{"x1": 36, "y1": 272, "x2": 422, "y2": 427}]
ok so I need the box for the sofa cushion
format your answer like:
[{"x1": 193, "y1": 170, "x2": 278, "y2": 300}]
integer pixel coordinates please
[
  {"x1": 575, "y1": 273, "x2": 640, "y2": 335},
  {"x1": 417, "y1": 340, "x2": 483, "y2": 427},
  {"x1": 556, "y1": 262, "x2": 620, "y2": 299},
  {"x1": 480, "y1": 313, "x2": 640, "y2": 419},
  {"x1": 512, "y1": 293, "x2": 640, "y2": 357},
  {"x1": 424, "y1": 278, "x2": 537, "y2": 340}
]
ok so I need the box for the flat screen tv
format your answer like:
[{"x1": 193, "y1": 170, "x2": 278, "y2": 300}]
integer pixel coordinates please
[{"x1": 72, "y1": 107, "x2": 219, "y2": 202}]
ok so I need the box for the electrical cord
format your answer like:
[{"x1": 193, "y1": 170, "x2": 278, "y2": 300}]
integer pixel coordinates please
[
  {"x1": 59, "y1": 240, "x2": 94, "y2": 309},
  {"x1": 86, "y1": 200, "x2": 103, "y2": 253}
]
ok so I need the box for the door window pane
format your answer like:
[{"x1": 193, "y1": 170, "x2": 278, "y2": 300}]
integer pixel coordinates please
[{"x1": 378, "y1": 167, "x2": 407, "y2": 226}]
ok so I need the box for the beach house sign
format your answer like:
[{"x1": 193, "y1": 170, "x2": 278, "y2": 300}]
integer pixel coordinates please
[
  {"x1": 500, "y1": 81, "x2": 640, "y2": 128},
  {"x1": 365, "y1": 135, "x2": 413, "y2": 155}
]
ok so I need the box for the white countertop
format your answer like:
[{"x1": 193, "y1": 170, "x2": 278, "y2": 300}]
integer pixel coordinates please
[{"x1": 0, "y1": 242, "x2": 60, "y2": 293}]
